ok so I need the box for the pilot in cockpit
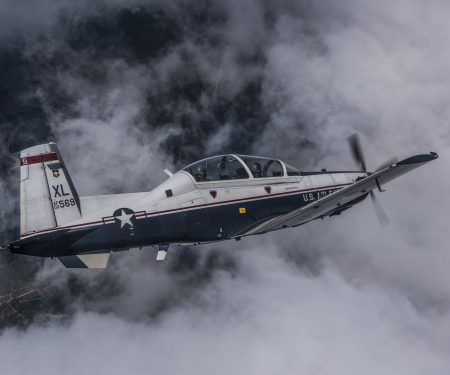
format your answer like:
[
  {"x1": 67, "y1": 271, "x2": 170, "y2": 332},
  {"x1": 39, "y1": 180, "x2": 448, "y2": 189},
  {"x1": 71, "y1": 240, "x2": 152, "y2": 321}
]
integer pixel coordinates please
[
  {"x1": 251, "y1": 162, "x2": 262, "y2": 178},
  {"x1": 194, "y1": 164, "x2": 207, "y2": 181}
]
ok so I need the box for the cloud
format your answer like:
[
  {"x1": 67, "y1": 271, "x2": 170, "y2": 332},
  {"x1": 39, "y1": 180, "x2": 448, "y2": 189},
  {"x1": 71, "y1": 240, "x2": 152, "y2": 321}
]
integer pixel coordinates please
[
  {"x1": 1, "y1": 0, "x2": 450, "y2": 373},
  {"x1": 2, "y1": 248, "x2": 450, "y2": 375}
]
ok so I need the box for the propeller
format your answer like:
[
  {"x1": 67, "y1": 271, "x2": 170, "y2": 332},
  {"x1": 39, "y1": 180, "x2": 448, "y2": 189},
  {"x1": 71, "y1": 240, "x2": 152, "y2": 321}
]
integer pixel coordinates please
[
  {"x1": 348, "y1": 133, "x2": 367, "y2": 172},
  {"x1": 347, "y1": 133, "x2": 391, "y2": 226}
]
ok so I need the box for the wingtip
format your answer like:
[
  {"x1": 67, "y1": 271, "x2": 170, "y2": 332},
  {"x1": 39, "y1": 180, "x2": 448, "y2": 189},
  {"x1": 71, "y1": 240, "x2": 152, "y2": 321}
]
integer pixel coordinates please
[
  {"x1": 0, "y1": 243, "x2": 10, "y2": 251},
  {"x1": 397, "y1": 152, "x2": 438, "y2": 166}
]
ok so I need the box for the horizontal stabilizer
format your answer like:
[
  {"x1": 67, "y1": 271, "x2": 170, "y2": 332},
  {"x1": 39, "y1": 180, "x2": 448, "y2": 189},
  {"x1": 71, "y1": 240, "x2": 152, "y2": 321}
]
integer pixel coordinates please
[{"x1": 58, "y1": 253, "x2": 110, "y2": 268}]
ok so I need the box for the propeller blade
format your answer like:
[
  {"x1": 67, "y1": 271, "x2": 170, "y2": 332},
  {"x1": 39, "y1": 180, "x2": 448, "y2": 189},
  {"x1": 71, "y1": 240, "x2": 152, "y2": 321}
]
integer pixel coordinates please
[
  {"x1": 375, "y1": 157, "x2": 399, "y2": 172},
  {"x1": 348, "y1": 133, "x2": 367, "y2": 172},
  {"x1": 369, "y1": 191, "x2": 390, "y2": 226}
]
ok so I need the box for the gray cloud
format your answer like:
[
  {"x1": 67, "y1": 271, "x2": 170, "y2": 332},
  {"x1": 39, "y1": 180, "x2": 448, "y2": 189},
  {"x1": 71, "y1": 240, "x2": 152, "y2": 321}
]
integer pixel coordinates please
[
  {"x1": 0, "y1": 0, "x2": 449, "y2": 374},
  {"x1": 3, "y1": 247, "x2": 450, "y2": 374}
]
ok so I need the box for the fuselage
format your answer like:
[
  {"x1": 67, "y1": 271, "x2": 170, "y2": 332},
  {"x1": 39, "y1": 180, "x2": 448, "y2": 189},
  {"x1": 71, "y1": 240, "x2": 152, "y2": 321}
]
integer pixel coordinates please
[{"x1": 11, "y1": 160, "x2": 367, "y2": 258}]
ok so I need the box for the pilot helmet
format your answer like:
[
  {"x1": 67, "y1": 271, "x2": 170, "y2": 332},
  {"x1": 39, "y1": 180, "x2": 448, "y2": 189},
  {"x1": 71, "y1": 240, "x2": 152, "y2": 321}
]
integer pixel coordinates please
[
  {"x1": 194, "y1": 164, "x2": 207, "y2": 179},
  {"x1": 252, "y1": 162, "x2": 262, "y2": 176}
]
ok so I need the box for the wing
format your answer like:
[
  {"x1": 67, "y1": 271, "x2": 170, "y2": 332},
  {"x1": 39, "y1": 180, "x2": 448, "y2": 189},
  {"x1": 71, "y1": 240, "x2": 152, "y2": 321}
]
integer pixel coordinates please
[{"x1": 244, "y1": 152, "x2": 438, "y2": 235}]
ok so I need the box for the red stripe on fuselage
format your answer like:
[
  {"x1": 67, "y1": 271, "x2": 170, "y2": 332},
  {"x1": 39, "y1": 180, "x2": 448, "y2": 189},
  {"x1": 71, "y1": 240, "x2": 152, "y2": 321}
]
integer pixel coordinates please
[
  {"x1": 20, "y1": 152, "x2": 59, "y2": 166},
  {"x1": 19, "y1": 183, "x2": 351, "y2": 238}
]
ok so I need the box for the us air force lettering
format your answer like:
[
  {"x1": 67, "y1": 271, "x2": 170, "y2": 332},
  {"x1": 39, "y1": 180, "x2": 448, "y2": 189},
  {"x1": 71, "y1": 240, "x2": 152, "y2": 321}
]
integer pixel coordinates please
[{"x1": 2, "y1": 135, "x2": 438, "y2": 269}]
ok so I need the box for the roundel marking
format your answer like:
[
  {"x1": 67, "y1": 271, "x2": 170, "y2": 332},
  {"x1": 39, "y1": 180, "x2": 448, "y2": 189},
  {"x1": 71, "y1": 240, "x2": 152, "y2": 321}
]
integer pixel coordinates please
[{"x1": 113, "y1": 207, "x2": 136, "y2": 229}]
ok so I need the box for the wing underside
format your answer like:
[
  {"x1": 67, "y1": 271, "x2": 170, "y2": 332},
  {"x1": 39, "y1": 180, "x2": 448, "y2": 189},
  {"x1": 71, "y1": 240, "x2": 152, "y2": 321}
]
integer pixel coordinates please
[{"x1": 243, "y1": 152, "x2": 438, "y2": 235}]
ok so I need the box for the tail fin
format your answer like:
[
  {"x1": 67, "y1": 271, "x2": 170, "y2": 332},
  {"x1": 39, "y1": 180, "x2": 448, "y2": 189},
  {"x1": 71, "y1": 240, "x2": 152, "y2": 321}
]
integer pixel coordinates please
[{"x1": 20, "y1": 142, "x2": 81, "y2": 237}]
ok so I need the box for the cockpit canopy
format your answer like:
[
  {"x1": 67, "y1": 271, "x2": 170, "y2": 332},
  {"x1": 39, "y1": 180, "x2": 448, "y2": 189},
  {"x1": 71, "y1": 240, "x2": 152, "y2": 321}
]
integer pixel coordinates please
[
  {"x1": 238, "y1": 155, "x2": 283, "y2": 178},
  {"x1": 183, "y1": 155, "x2": 248, "y2": 182},
  {"x1": 182, "y1": 154, "x2": 301, "y2": 182}
]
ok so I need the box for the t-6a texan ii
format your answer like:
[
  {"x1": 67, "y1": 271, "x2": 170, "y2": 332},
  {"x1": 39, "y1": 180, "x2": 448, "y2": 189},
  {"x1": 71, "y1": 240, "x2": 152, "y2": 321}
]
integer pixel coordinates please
[{"x1": 2, "y1": 135, "x2": 438, "y2": 268}]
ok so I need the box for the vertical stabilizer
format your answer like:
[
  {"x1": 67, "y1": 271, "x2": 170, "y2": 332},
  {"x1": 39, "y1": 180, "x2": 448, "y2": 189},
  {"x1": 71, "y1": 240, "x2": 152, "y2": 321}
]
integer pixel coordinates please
[{"x1": 20, "y1": 142, "x2": 81, "y2": 236}]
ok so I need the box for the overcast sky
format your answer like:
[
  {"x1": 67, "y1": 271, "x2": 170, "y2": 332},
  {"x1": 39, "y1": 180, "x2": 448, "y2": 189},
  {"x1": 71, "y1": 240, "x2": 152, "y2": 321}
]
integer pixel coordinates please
[{"x1": 0, "y1": 1, "x2": 449, "y2": 374}]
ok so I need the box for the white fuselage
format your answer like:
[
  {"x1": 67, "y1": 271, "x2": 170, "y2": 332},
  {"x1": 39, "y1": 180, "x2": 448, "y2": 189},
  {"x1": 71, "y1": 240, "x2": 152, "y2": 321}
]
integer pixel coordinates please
[{"x1": 76, "y1": 170, "x2": 366, "y2": 234}]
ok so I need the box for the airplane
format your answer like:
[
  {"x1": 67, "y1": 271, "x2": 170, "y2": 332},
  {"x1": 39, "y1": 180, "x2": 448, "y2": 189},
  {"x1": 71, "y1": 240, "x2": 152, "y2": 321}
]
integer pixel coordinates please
[{"x1": 1, "y1": 134, "x2": 438, "y2": 268}]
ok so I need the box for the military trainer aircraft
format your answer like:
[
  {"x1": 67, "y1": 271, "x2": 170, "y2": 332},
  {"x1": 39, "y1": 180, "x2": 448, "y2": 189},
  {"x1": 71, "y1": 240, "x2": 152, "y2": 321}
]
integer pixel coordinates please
[{"x1": 2, "y1": 135, "x2": 438, "y2": 268}]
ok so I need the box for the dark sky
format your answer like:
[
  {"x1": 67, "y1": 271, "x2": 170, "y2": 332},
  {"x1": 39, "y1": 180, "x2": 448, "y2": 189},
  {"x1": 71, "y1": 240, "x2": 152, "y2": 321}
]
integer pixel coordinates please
[{"x1": 0, "y1": 0, "x2": 449, "y2": 373}]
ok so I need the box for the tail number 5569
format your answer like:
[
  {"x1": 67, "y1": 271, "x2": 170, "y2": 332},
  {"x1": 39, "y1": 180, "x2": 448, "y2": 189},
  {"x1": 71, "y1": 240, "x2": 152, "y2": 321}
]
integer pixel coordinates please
[{"x1": 53, "y1": 198, "x2": 76, "y2": 209}]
